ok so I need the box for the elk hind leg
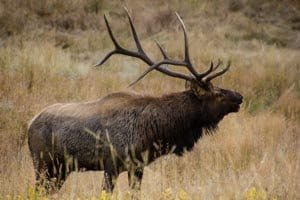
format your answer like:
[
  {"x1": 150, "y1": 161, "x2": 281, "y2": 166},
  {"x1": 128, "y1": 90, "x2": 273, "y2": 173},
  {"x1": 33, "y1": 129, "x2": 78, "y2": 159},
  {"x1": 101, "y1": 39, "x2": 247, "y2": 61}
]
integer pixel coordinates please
[{"x1": 34, "y1": 158, "x2": 67, "y2": 193}]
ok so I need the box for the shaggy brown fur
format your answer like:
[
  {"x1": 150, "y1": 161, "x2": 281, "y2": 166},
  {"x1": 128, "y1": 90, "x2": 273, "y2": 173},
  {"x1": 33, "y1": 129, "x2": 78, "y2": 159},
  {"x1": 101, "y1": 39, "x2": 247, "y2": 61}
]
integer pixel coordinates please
[{"x1": 28, "y1": 87, "x2": 242, "y2": 192}]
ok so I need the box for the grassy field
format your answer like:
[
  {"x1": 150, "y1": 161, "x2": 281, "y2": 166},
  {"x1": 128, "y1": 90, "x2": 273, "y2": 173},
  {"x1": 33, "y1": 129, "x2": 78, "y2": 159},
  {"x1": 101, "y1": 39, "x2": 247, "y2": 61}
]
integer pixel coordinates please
[{"x1": 0, "y1": 0, "x2": 299, "y2": 199}]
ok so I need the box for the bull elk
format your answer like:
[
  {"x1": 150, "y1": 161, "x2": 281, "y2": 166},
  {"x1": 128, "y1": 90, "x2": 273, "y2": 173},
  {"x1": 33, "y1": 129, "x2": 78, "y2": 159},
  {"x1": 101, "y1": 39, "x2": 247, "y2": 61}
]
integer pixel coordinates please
[{"x1": 28, "y1": 8, "x2": 243, "y2": 193}]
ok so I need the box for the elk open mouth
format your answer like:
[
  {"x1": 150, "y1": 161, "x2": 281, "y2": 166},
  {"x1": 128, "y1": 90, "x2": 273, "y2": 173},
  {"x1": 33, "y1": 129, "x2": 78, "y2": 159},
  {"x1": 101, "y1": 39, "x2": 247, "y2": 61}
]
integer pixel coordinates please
[
  {"x1": 233, "y1": 104, "x2": 241, "y2": 112},
  {"x1": 231, "y1": 101, "x2": 242, "y2": 112}
]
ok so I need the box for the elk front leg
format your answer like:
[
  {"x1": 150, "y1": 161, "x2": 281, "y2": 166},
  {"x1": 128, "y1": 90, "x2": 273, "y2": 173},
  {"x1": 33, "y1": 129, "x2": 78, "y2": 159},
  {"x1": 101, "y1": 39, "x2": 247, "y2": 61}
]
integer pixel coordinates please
[
  {"x1": 128, "y1": 166, "x2": 144, "y2": 190},
  {"x1": 101, "y1": 170, "x2": 118, "y2": 193}
]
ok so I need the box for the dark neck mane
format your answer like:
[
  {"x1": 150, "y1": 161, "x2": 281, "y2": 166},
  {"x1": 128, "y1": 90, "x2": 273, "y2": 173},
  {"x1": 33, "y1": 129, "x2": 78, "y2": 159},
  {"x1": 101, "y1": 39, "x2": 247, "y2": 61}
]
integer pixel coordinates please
[{"x1": 144, "y1": 90, "x2": 218, "y2": 157}]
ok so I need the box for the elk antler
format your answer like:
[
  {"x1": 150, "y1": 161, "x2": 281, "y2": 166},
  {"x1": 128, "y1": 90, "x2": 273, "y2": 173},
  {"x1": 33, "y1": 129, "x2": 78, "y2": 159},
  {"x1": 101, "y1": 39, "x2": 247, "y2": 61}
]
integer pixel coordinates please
[{"x1": 95, "y1": 7, "x2": 230, "y2": 86}]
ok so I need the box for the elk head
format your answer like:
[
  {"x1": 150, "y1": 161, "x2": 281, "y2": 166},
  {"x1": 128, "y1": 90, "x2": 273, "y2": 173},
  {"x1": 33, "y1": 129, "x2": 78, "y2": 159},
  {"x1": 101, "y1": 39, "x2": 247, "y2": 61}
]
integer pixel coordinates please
[{"x1": 95, "y1": 8, "x2": 243, "y2": 120}]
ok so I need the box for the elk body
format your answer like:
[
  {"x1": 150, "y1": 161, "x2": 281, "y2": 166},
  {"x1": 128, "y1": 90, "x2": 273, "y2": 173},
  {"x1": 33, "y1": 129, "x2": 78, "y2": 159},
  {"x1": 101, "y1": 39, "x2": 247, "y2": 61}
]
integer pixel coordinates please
[{"x1": 28, "y1": 9, "x2": 243, "y2": 193}]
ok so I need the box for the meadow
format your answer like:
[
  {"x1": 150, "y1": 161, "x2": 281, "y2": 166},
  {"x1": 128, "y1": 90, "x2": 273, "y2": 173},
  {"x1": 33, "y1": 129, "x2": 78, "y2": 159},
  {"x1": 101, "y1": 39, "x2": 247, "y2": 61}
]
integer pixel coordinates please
[{"x1": 0, "y1": 0, "x2": 299, "y2": 199}]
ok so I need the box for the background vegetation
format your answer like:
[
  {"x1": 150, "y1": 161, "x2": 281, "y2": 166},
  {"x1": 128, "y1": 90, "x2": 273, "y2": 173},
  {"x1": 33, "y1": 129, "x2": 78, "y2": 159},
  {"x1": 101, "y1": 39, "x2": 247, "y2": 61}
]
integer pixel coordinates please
[{"x1": 0, "y1": 0, "x2": 299, "y2": 199}]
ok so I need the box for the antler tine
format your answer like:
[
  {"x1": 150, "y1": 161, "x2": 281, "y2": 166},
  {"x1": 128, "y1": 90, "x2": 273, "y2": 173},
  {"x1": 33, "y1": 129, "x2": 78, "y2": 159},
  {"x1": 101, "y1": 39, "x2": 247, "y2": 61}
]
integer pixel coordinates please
[
  {"x1": 196, "y1": 61, "x2": 214, "y2": 79},
  {"x1": 124, "y1": 7, "x2": 146, "y2": 55},
  {"x1": 94, "y1": 15, "x2": 122, "y2": 67},
  {"x1": 93, "y1": 50, "x2": 117, "y2": 67},
  {"x1": 203, "y1": 61, "x2": 231, "y2": 82},
  {"x1": 94, "y1": 12, "x2": 152, "y2": 67},
  {"x1": 129, "y1": 60, "x2": 193, "y2": 87},
  {"x1": 154, "y1": 40, "x2": 168, "y2": 59},
  {"x1": 129, "y1": 36, "x2": 199, "y2": 86},
  {"x1": 197, "y1": 59, "x2": 222, "y2": 79},
  {"x1": 213, "y1": 59, "x2": 222, "y2": 71},
  {"x1": 103, "y1": 14, "x2": 121, "y2": 49},
  {"x1": 175, "y1": 12, "x2": 198, "y2": 77}
]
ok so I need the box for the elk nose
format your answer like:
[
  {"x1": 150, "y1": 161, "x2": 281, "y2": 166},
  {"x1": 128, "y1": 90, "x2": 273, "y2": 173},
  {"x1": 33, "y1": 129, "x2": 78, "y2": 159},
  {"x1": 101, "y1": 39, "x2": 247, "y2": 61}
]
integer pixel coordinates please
[{"x1": 235, "y1": 93, "x2": 243, "y2": 104}]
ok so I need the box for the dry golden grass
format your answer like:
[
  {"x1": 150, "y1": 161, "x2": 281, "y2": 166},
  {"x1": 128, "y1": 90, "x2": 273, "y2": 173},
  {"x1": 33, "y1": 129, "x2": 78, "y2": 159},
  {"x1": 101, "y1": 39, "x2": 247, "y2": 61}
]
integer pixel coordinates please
[{"x1": 0, "y1": 0, "x2": 299, "y2": 199}]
